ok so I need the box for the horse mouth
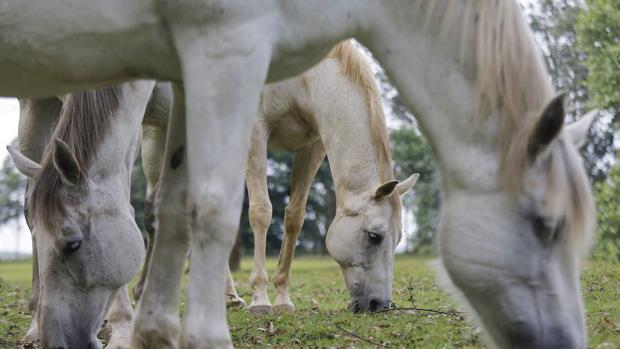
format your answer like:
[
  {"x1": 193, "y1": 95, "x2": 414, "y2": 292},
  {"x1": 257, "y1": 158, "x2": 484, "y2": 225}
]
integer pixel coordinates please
[
  {"x1": 347, "y1": 298, "x2": 392, "y2": 313},
  {"x1": 347, "y1": 299, "x2": 362, "y2": 313}
]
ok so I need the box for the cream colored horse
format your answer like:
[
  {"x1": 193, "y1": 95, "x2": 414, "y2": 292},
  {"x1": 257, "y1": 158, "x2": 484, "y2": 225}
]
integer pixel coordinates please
[
  {"x1": 133, "y1": 41, "x2": 418, "y2": 315},
  {"x1": 1, "y1": 0, "x2": 598, "y2": 347}
]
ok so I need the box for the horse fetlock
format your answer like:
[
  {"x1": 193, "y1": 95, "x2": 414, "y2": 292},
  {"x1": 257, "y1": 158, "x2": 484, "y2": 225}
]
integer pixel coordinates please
[
  {"x1": 273, "y1": 290, "x2": 295, "y2": 314},
  {"x1": 248, "y1": 285, "x2": 272, "y2": 314},
  {"x1": 180, "y1": 320, "x2": 233, "y2": 349},
  {"x1": 226, "y1": 294, "x2": 247, "y2": 310},
  {"x1": 249, "y1": 269, "x2": 268, "y2": 288},
  {"x1": 132, "y1": 313, "x2": 180, "y2": 349},
  {"x1": 24, "y1": 318, "x2": 39, "y2": 342}
]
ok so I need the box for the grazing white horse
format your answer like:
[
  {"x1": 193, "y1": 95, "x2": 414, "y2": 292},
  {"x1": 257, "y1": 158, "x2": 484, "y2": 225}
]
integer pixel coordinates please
[
  {"x1": 0, "y1": 0, "x2": 597, "y2": 348},
  {"x1": 8, "y1": 83, "x2": 154, "y2": 348},
  {"x1": 132, "y1": 41, "x2": 418, "y2": 314}
]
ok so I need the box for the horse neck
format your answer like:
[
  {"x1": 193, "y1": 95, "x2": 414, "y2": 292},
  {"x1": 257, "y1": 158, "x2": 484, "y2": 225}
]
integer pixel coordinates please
[
  {"x1": 87, "y1": 81, "x2": 155, "y2": 201},
  {"x1": 306, "y1": 59, "x2": 393, "y2": 202},
  {"x1": 363, "y1": 1, "x2": 508, "y2": 195}
]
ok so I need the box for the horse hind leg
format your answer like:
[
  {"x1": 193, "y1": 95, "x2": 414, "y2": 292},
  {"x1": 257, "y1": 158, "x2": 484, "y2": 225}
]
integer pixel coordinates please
[
  {"x1": 246, "y1": 123, "x2": 274, "y2": 314},
  {"x1": 273, "y1": 141, "x2": 325, "y2": 313},
  {"x1": 131, "y1": 186, "x2": 158, "y2": 302},
  {"x1": 225, "y1": 265, "x2": 246, "y2": 309}
]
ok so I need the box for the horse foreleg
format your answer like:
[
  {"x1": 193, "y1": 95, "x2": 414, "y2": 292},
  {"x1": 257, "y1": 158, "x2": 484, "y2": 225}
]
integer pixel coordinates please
[
  {"x1": 246, "y1": 122, "x2": 273, "y2": 314},
  {"x1": 172, "y1": 32, "x2": 272, "y2": 349},
  {"x1": 132, "y1": 83, "x2": 189, "y2": 349},
  {"x1": 102, "y1": 285, "x2": 133, "y2": 349},
  {"x1": 273, "y1": 141, "x2": 325, "y2": 313},
  {"x1": 24, "y1": 232, "x2": 39, "y2": 342}
]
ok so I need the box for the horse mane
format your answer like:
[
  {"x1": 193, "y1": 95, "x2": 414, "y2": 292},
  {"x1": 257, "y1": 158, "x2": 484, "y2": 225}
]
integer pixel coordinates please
[
  {"x1": 470, "y1": 0, "x2": 593, "y2": 247},
  {"x1": 472, "y1": 0, "x2": 554, "y2": 191},
  {"x1": 328, "y1": 41, "x2": 395, "y2": 184},
  {"x1": 328, "y1": 40, "x2": 402, "y2": 235},
  {"x1": 29, "y1": 86, "x2": 122, "y2": 231}
]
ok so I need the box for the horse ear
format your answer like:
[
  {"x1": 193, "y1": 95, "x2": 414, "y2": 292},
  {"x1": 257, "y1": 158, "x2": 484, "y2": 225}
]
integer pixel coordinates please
[
  {"x1": 374, "y1": 180, "x2": 399, "y2": 200},
  {"x1": 527, "y1": 92, "x2": 566, "y2": 159},
  {"x1": 566, "y1": 109, "x2": 598, "y2": 149},
  {"x1": 53, "y1": 139, "x2": 81, "y2": 186},
  {"x1": 396, "y1": 173, "x2": 419, "y2": 196},
  {"x1": 6, "y1": 145, "x2": 41, "y2": 179}
]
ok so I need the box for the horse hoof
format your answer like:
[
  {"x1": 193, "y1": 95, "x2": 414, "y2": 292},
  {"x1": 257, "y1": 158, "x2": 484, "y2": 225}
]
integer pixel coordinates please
[
  {"x1": 273, "y1": 303, "x2": 295, "y2": 314},
  {"x1": 248, "y1": 303, "x2": 272, "y2": 314},
  {"x1": 226, "y1": 296, "x2": 247, "y2": 310}
]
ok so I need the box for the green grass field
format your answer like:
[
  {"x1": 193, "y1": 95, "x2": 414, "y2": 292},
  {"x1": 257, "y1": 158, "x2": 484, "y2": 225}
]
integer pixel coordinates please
[{"x1": 1, "y1": 256, "x2": 619, "y2": 348}]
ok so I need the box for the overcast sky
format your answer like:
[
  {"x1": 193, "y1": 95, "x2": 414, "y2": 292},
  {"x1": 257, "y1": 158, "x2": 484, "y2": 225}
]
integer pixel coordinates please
[{"x1": 0, "y1": 98, "x2": 30, "y2": 254}]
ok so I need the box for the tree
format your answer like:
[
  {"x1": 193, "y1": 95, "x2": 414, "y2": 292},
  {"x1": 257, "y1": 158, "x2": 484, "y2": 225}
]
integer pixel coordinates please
[
  {"x1": 390, "y1": 128, "x2": 440, "y2": 254},
  {"x1": 575, "y1": 0, "x2": 620, "y2": 261},
  {"x1": 528, "y1": 0, "x2": 615, "y2": 181},
  {"x1": 593, "y1": 158, "x2": 620, "y2": 261},
  {"x1": 0, "y1": 140, "x2": 26, "y2": 226},
  {"x1": 577, "y1": 0, "x2": 620, "y2": 122}
]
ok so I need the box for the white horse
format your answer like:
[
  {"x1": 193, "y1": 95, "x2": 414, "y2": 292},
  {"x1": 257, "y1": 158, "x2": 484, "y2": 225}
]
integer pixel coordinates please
[
  {"x1": 132, "y1": 41, "x2": 418, "y2": 314},
  {"x1": 8, "y1": 82, "x2": 155, "y2": 348},
  {"x1": 1, "y1": 0, "x2": 597, "y2": 348}
]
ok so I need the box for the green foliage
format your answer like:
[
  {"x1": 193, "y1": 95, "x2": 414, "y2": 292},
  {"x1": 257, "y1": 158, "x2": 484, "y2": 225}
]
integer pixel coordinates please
[
  {"x1": 390, "y1": 127, "x2": 440, "y2": 254},
  {"x1": 594, "y1": 158, "x2": 620, "y2": 261},
  {"x1": 0, "y1": 141, "x2": 26, "y2": 226},
  {"x1": 529, "y1": 0, "x2": 615, "y2": 181},
  {"x1": 1, "y1": 257, "x2": 619, "y2": 347},
  {"x1": 577, "y1": 0, "x2": 620, "y2": 122}
]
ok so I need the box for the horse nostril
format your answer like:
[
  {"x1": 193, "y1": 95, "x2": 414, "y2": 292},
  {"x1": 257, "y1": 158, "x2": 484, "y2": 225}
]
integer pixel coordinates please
[{"x1": 369, "y1": 298, "x2": 381, "y2": 312}]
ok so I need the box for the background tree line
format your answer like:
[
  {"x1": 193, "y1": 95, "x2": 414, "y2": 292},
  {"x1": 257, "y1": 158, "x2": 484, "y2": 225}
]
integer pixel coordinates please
[{"x1": 1, "y1": 0, "x2": 619, "y2": 262}]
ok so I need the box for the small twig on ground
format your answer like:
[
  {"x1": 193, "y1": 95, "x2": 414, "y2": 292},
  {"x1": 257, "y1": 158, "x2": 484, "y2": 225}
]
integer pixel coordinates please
[
  {"x1": 335, "y1": 323, "x2": 387, "y2": 347},
  {"x1": 372, "y1": 306, "x2": 463, "y2": 318}
]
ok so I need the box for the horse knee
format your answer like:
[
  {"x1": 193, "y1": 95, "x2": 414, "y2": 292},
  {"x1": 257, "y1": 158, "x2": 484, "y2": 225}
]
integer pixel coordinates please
[
  {"x1": 188, "y1": 187, "x2": 241, "y2": 249},
  {"x1": 249, "y1": 201, "x2": 272, "y2": 232}
]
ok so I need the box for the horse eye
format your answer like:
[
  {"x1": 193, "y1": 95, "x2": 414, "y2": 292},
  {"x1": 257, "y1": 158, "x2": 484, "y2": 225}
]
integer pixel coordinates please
[
  {"x1": 63, "y1": 239, "x2": 82, "y2": 255},
  {"x1": 531, "y1": 215, "x2": 562, "y2": 243},
  {"x1": 367, "y1": 231, "x2": 383, "y2": 245}
]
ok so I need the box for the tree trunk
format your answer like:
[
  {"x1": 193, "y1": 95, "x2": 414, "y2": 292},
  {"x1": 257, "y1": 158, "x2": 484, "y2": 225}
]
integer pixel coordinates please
[
  {"x1": 322, "y1": 185, "x2": 336, "y2": 255},
  {"x1": 229, "y1": 229, "x2": 242, "y2": 272}
]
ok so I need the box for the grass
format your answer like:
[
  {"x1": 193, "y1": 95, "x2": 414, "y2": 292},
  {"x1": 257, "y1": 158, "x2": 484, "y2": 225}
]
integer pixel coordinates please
[{"x1": 0, "y1": 256, "x2": 619, "y2": 348}]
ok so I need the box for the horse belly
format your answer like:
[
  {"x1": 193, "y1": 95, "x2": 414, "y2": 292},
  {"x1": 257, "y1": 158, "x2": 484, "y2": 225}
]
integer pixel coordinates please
[{"x1": 0, "y1": 0, "x2": 178, "y2": 97}]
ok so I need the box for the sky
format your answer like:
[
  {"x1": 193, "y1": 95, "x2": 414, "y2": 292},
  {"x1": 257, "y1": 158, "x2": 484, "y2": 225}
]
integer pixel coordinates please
[{"x1": 0, "y1": 98, "x2": 30, "y2": 255}]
